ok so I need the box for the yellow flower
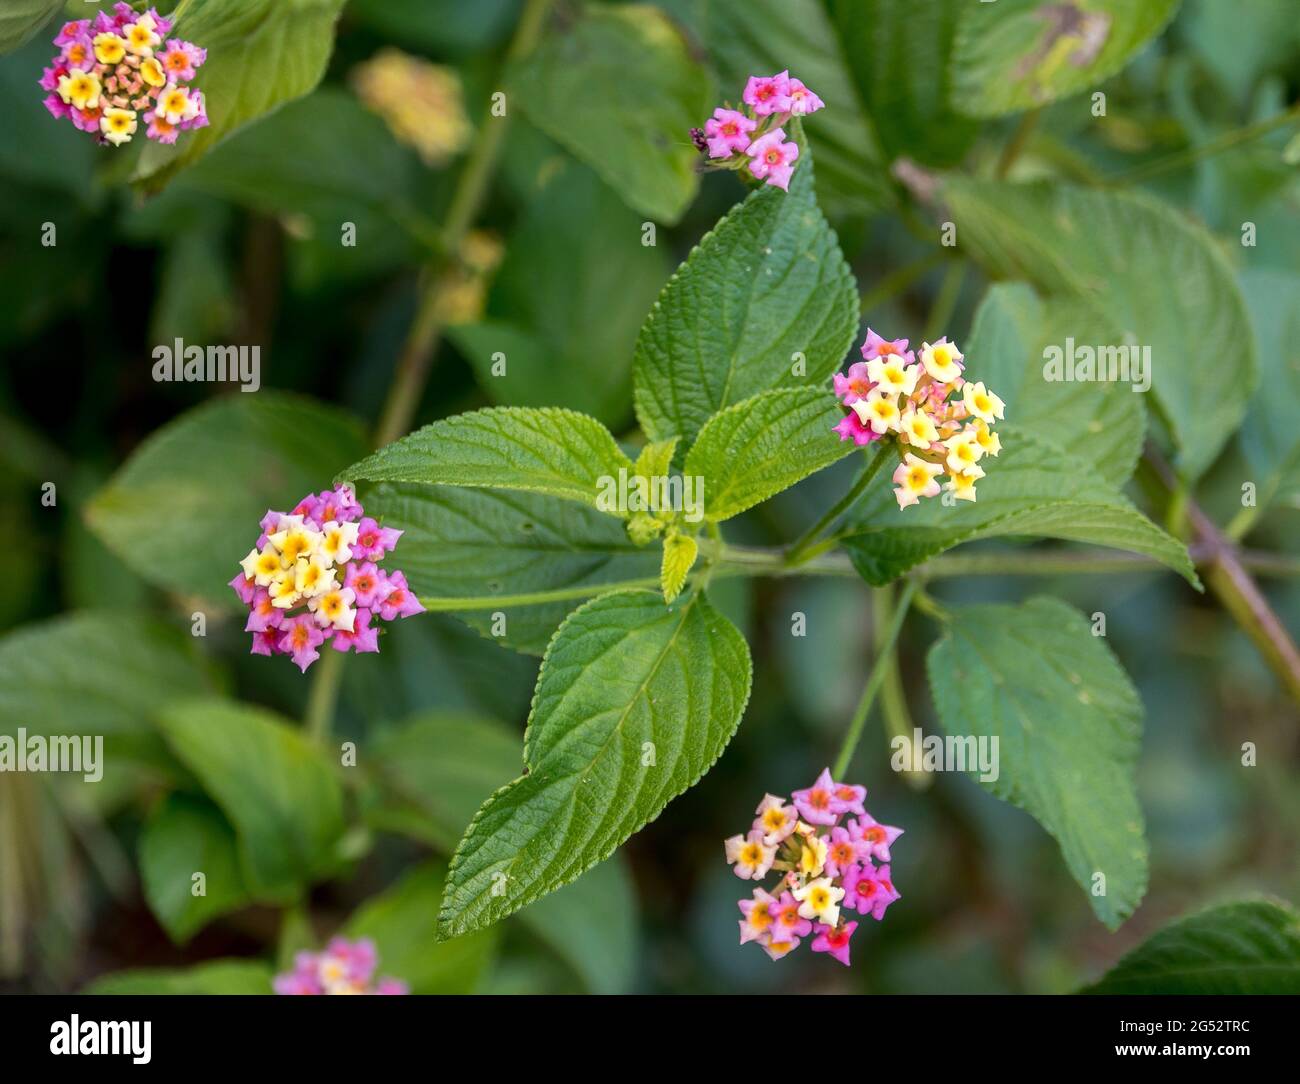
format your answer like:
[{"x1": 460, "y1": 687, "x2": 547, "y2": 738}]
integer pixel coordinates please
[
  {"x1": 851, "y1": 389, "x2": 902, "y2": 434},
  {"x1": 270, "y1": 527, "x2": 320, "y2": 566},
  {"x1": 866, "y1": 355, "x2": 919, "y2": 397},
  {"x1": 57, "y1": 69, "x2": 100, "y2": 110},
  {"x1": 123, "y1": 19, "x2": 161, "y2": 56},
  {"x1": 294, "y1": 557, "x2": 337, "y2": 599},
  {"x1": 945, "y1": 464, "x2": 985, "y2": 503},
  {"x1": 798, "y1": 834, "x2": 827, "y2": 878},
  {"x1": 157, "y1": 84, "x2": 196, "y2": 124},
  {"x1": 892, "y1": 452, "x2": 944, "y2": 509},
  {"x1": 899, "y1": 406, "x2": 939, "y2": 448},
  {"x1": 962, "y1": 380, "x2": 1005, "y2": 424},
  {"x1": 100, "y1": 108, "x2": 137, "y2": 146},
  {"x1": 93, "y1": 33, "x2": 127, "y2": 65},
  {"x1": 943, "y1": 431, "x2": 984, "y2": 474},
  {"x1": 793, "y1": 877, "x2": 845, "y2": 925},
  {"x1": 269, "y1": 577, "x2": 302, "y2": 610},
  {"x1": 320, "y1": 522, "x2": 360, "y2": 566},
  {"x1": 921, "y1": 339, "x2": 963, "y2": 384},
  {"x1": 241, "y1": 546, "x2": 286, "y2": 586},
  {"x1": 972, "y1": 419, "x2": 1002, "y2": 457},
  {"x1": 312, "y1": 589, "x2": 357, "y2": 632},
  {"x1": 140, "y1": 57, "x2": 166, "y2": 88}
]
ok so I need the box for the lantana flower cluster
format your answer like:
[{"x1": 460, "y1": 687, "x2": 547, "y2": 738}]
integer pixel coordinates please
[
  {"x1": 40, "y1": 3, "x2": 208, "y2": 147},
  {"x1": 832, "y1": 329, "x2": 1007, "y2": 508},
  {"x1": 725, "y1": 769, "x2": 902, "y2": 967},
  {"x1": 691, "y1": 70, "x2": 824, "y2": 192},
  {"x1": 230, "y1": 483, "x2": 423, "y2": 673},
  {"x1": 352, "y1": 48, "x2": 471, "y2": 167},
  {"x1": 273, "y1": 937, "x2": 408, "y2": 996}
]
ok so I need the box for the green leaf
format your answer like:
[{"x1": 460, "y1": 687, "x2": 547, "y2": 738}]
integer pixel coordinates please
[
  {"x1": 659, "y1": 533, "x2": 698, "y2": 603},
  {"x1": 950, "y1": 0, "x2": 1182, "y2": 118},
  {"x1": 1238, "y1": 269, "x2": 1300, "y2": 520},
  {"x1": 634, "y1": 438, "x2": 679, "y2": 482},
  {"x1": 365, "y1": 711, "x2": 640, "y2": 993},
  {"x1": 963, "y1": 283, "x2": 1145, "y2": 485},
  {"x1": 86, "y1": 393, "x2": 367, "y2": 606},
  {"x1": 633, "y1": 149, "x2": 858, "y2": 451},
  {"x1": 841, "y1": 426, "x2": 1197, "y2": 587},
  {"x1": 451, "y1": 163, "x2": 669, "y2": 427},
  {"x1": 685, "y1": 387, "x2": 852, "y2": 521},
  {"x1": 0, "y1": 612, "x2": 214, "y2": 765},
  {"x1": 927, "y1": 596, "x2": 1147, "y2": 928},
  {"x1": 139, "y1": 793, "x2": 251, "y2": 944},
  {"x1": 703, "y1": 0, "x2": 892, "y2": 216},
  {"x1": 1082, "y1": 897, "x2": 1300, "y2": 993},
  {"x1": 133, "y1": 0, "x2": 348, "y2": 193},
  {"x1": 826, "y1": 0, "x2": 980, "y2": 168},
  {"x1": 85, "y1": 960, "x2": 272, "y2": 995},
  {"x1": 0, "y1": 0, "x2": 59, "y2": 54},
  {"x1": 360, "y1": 483, "x2": 660, "y2": 654},
  {"x1": 944, "y1": 179, "x2": 1255, "y2": 480},
  {"x1": 155, "y1": 699, "x2": 346, "y2": 902},
  {"x1": 509, "y1": 4, "x2": 713, "y2": 224},
  {"x1": 344, "y1": 861, "x2": 498, "y2": 994},
  {"x1": 348, "y1": 0, "x2": 519, "y2": 55},
  {"x1": 342, "y1": 407, "x2": 634, "y2": 516},
  {"x1": 438, "y1": 588, "x2": 751, "y2": 939}
]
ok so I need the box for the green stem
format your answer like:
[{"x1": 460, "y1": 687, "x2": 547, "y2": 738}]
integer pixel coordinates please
[
  {"x1": 832, "y1": 580, "x2": 917, "y2": 779},
  {"x1": 371, "y1": 0, "x2": 554, "y2": 448},
  {"x1": 786, "y1": 444, "x2": 891, "y2": 567},
  {"x1": 303, "y1": 649, "x2": 344, "y2": 745},
  {"x1": 995, "y1": 108, "x2": 1041, "y2": 180}
]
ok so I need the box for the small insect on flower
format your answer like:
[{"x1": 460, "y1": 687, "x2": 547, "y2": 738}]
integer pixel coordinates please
[
  {"x1": 40, "y1": 4, "x2": 207, "y2": 148},
  {"x1": 831, "y1": 328, "x2": 1007, "y2": 508},
  {"x1": 726, "y1": 769, "x2": 903, "y2": 967},
  {"x1": 231, "y1": 484, "x2": 423, "y2": 672},
  {"x1": 274, "y1": 937, "x2": 408, "y2": 996},
  {"x1": 691, "y1": 68, "x2": 823, "y2": 191}
]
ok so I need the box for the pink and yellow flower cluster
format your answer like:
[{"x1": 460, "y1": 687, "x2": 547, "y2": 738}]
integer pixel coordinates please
[
  {"x1": 40, "y1": 4, "x2": 208, "y2": 147},
  {"x1": 691, "y1": 70, "x2": 824, "y2": 192},
  {"x1": 725, "y1": 769, "x2": 902, "y2": 967},
  {"x1": 832, "y1": 329, "x2": 1006, "y2": 508},
  {"x1": 273, "y1": 937, "x2": 407, "y2": 996},
  {"x1": 230, "y1": 483, "x2": 423, "y2": 673}
]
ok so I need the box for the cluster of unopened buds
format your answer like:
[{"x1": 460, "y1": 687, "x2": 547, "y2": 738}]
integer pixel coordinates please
[
  {"x1": 273, "y1": 937, "x2": 408, "y2": 995},
  {"x1": 40, "y1": 3, "x2": 207, "y2": 147},
  {"x1": 230, "y1": 483, "x2": 423, "y2": 673},
  {"x1": 690, "y1": 70, "x2": 824, "y2": 192},
  {"x1": 726, "y1": 769, "x2": 902, "y2": 967},
  {"x1": 832, "y1": 330, "x2": 1006, "y2": 508}
]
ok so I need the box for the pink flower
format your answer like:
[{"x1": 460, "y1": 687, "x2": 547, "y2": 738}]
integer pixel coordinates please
[
  {"x1": 245, "y1": 588, "x2": 285, "y2": 633},
  {"x1": 344, "y1": 562, "x2": 390, "y2": 609},
  {"x1": 330, "y1": 608, "x2": 380, "y2": 654},
  {"x1": 848, "y1": 815, "x2": 903, "y2": 862},
  {"x1": 145, "y1": 109, "x2": 179, "y2": 144},
  {"x1": 845, "y1": 863, "x2": 901, "y2": 920},
  {"x1": 250, "y1": 629, "x2": 280, "y2": 657},
  {"x1": 791, "y1": 767, "x2": 842, "y2": 826},
  {"x1": 824, "y1": 825, "x2": 867, "y2": 877},
  {"x1": 273, "y1": 937, "x2": 407, "y2": 995},
  {"x1": 746, "y1": 127, "x2": 799, "y2": 191},
  {"x1": 833, "y1": 361, "x2": 875, "y2": 405},
  {"x1": 860, "y1": 329, "x2": 914, "y2": 364},
  {"x1": 352, "y1": 516, "x2": 402, "y2": 560},
  {"x1": 787, "y1": 77, "x2": 824, "y2": 115},
  {"x1": 54, "y1": 20, "x2": 91, "y2": 47},
  {"x1": 833, "y1": 410, "x2": 884, "y2": 446},
  {"x1": 377, "y1": 570, "x2": 424, "y2": 621},
  {"x1": 832, "y1": 781, "x2": 868, "y2": 817},
  {"x1": 703, "y1": 106, "x2": 756, "y2": 158},
  {"x1": 159, "y1": 38, "x2": 205, "y2": 82},
  {"x1": 811, "y1": 921, "x2": 856, "y2": 966},
  {"x1": 279, "y1": 614, "x2": 325, "y2": 673},
  {"x1": 738, "y1": 887, "x2": 780, "y2": 945},
  {"x1": 743, "y1": 70, "x2": 792, "y2": 116},
  {"x1": 768, "y1": 892, "x2": 812, "y2": 945}
]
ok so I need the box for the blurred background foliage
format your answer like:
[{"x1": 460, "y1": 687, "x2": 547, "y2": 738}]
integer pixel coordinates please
[{"x1": 0, "y1": 0, "x2": 1297, "y2": 994}]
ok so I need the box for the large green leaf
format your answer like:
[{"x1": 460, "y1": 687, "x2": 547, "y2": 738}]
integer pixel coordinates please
[
  {"x1": 703, "y1": 0, "x2": 891, "y2": 216},
  {"x1": 85, "y1": 960, "x2": 272, "y2": 995},
  {"x1": 0, "y1": 0, "x2": 60, "y2": 55},
  {"x1": 0, "y1": 613, "x2": 214, "y2": 765},
  {"x1": 944, "y1": 179, "x2": 1254, "y2": 480},
  {"x1": 950, "y1": 0, "x2": 1182, "y2": 118},
  {"x1": 86, "y1": 394, "x2": 367, "y2": 606},
  {"x1": 366, "y1": 712, "x2": 640, "y2": 993},
  {"x1": 509, "y1": 4, "x2": 713, "y2": 224},
  {"x1": 841, "y1": 426, "x2": 1197, "y2": 586},
  {"x1": 451, "y1": 162, "x2": 668, "y2": 428},
  {"x1": 343, "y1": 407, "x2": 634, "y2": 515},
  {"x1": 928, "y1": 596, "x2": 1147, "y2": 928},
  {"x1": 155, "y1": 700, "x2": 346, "y2": 902},
  {"x1": 963, "y1": 283, "x2": 1145, "y2": 485},
  {"x1": 344, "y1": 861, "x2": 498, "y2": 994},
  {"x1": 826, "y1": 0, "x2": 979, "y2": 167},
  {"x1": 685, "y1": 388, "x2": 852, "y2": 521},
  {"x1": 1082, "y1": 897, "x2": 1300, "y2": 993},
  {"x1": 633, "y1": 147, "x2": 857, "y2": 451},
  {"x1": 438, "y1": 588, "x2": 751, "y2": 939},
  {"x1": 139, "y1": 793, "x2": 251, "y2": 944},
  {"x1": 1237, "y1": 269, "x2": 1300, "y2": 521},
  {"x1": 133, "y1": 0, "x2": 348, "y2": 192}
]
